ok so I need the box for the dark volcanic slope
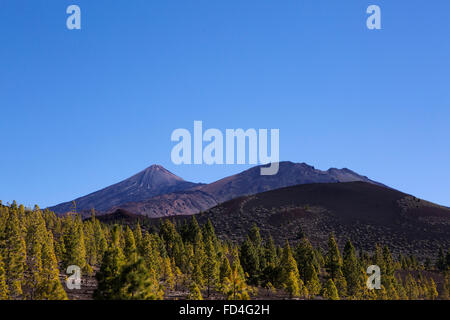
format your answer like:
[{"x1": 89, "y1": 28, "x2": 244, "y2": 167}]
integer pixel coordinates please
[
  {"x1": 166, "y1": 182, "x2": 450, "y2": 258},
  {"x1": 50, "y1": 165, "x2": 201, "y2": 214},
  {"x1": 116, "y1": 161, "x2": 383, "y2": 218},
  {"x1": 93, "y1": 209, "x2": 146, "y2": 225}
]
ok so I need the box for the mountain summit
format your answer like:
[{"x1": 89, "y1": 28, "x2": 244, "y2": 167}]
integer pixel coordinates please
[{"x1": 50, "y1": 165, "x2": 201, "y2": 214}]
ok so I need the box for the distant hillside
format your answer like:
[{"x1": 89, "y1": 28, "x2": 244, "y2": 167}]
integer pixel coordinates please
[
  {"x1": 112, "y1": 190, "x2": 218, "y2": 217},
  {"x1": 49, "y1": 165, "x2": 201, "y2": 214},
  {"x1": 116, "y1": 161, "x2": 383, "y2": 217}
]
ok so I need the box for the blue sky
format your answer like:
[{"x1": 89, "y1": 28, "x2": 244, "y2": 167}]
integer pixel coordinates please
[{"x1": 0, "y1": 1, "x2": 449, "y2": 208}]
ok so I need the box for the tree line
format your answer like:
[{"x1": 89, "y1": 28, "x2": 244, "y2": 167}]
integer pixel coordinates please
[{"x1": 0, "y1": 201, "x2": 449, "y2": 300}]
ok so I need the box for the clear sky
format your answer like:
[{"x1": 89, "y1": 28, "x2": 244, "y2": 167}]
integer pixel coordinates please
[{"x1": 1, "y1": 0, "x2": 449, "y2": 208}]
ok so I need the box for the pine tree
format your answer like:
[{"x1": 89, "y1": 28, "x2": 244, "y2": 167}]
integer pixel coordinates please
[
  {"x1": 405, "y1": 274, "x2": 420, "y2": 300},
  {"x1": 4, "y1": 209, "x2": 26, "y2": 298},
  {"x1": 202, "y1": 219, "x2": 217, "y2": 246},
  {"x1": 134, "y1": 222, "x2": 143, "y2": 256},
  {"x1": 24, "y1": 208, "x2": 46, "y2": 299},
  {"x1": 124, "y1": 226, "x2": 137, "y2": 262},
  {"x1": 342, "y1": 239, "x2": 362, "y2": 298},
  {"x1": 280, "y1": 241, "x2": 300, "y2": 283},
  {"x1": 264, "y1": 236, "x2": 278, "y2": 267},
  {"x1": 63, "y1": 216, "x2": 87, "y2": 271},
  {"x1": 248, "y1": 224, "x2": 265, "y2": 270},
  {"x1": 323, "y1": 279, "x2": 339, "y2": 300},
  {"x1": 184, "y1": 216, "x2": 202, "y2": 245},
  {"x1": 187, "y1": 281, "x2": 203, "y2": 300},
  {"x1": 191, "y1": 231, "x2": 206, "y2": 288},
  {"x1": 117, "y1": 257, "x2": 164, "y2": 300},
  {"x1": 374, "y1": 244, "x2": 386, "y2": 274},
  {"x1": 172, "y1": 240, "x2": 186, "y2": 272},
  {"x1": 306, "y1": 267, "x2": 321, "y2": 297},
  {"x1": 295, "y1": 238, "x2": 320, "y2": 295},
  {"x1": 392, "y1": 276, "x2": 407, "y2": 300},
  {"x1": 0, "y1": 251, "x2": 9, "y2": 300},
  {"x1": 162, "y1": 257, "x2": 174, "y2": 290},
  {"x1": 93, "y1": 217, "x2": 107, "y2": 263},
  {"x1": 174, "y1": 265, "x2": 183, "y2": 291},
  {"x1": 315, "y1": 247, "x2": 326, "y2": 269},
  {"x1": 192, "y1": 259, "x2": 204, "y2": 288},
  {"x1": 83, "y1": 220, "x2": 98, "y2": 267},
  {"x1": 261, "y1": 236, "x2": 279, "y2": 287},
  {"x1": 95, "y1": 226, "x2": 126, "y2": 300},
  {"x1": 222, "y1": 264, "x2": 250, "y2": 300},
  {"x1": 280, "y1": 241, "x2": 307, "y2": 298},
  {"x1": 425, "y1": 278, "x2": 438, "y2": 300},
  {"x1": 334, "y1": 268, "x2": 347, "y2": 297},
  {"x1": 240, "y1": 237, "x2": 259, "y2": 285},
  {"x1": 286, "y1": 271, "x2": 300, "y2": 298},
  {"x1": 325, "y1": 233, "x2": 342, "y2": 279},
  {"x1": 141, "y1": 232, "x2": 157, "y2": 273},
  {"x1": 219, "y1": 256, "x2": 232, "y2": 285},
  {"x1": 39, "y1": 231, "x2": 67, "y2": 300},
  {"x1": 203, "y1": 237, "x2": 219, "y2": 297}
]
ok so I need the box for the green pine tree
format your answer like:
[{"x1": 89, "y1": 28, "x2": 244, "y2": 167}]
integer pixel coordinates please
[
  {"x1": 124, "y1": 226, "x2": 137, "y2": 262},
  {"x1": 0, "y1": 251, "x2": 9, "y2": 300},
  {"x1": 203, "y1": 238, "x2": 219, "y2": 297},
  {"x1": 187, "y1": 281, "x2": 203, "y2": 300},
  {"x1": 325, "y1": 233, "x2": 342, "y2": 280},
  {"x1": 117, "y1": 257, "x2": 164, "y2": 300},
  {"x1": 95, "y1": 226, "x2": 126, "y2": 299},
  {"x1": 342, "y1": 239, "x2": 362, "y2": 298},
  {"x1": 240, "y1": 236, "x2": 260, "y2": 285},
  {"x1": 323, "y1": 278, "x2": 340, "y2": 300},
  {"x1": 4, "y1": 209, "x2": 26, "y2": 298},
  {"x1": 63, "y1": 216, "x2": 87, "y2": 271},
  {"x1": 219, "y1": 256, "x2": 232, "y2": 285},
  {"x1": 38, "y1": 231, "x2": 67, "y2": 300}
]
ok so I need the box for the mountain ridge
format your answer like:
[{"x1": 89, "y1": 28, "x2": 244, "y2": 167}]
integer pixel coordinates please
[
  {"x1": 50, "y1": 161, "x2": 387, "y2": 217},
  {"x1": 108, "y1": 161, "x2": 386, "y2": 217}
]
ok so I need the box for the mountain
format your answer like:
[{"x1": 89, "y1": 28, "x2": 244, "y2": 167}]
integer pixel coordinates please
[
  {"x1": 132, "y1": 181, "x2": 449, "y2": 258},
  {"x1": 116, "y1": 161, "x2": 384, "y2": 217},
  {"x1": 50, "y1": 165, "x2": 201, "y2": 214}
]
